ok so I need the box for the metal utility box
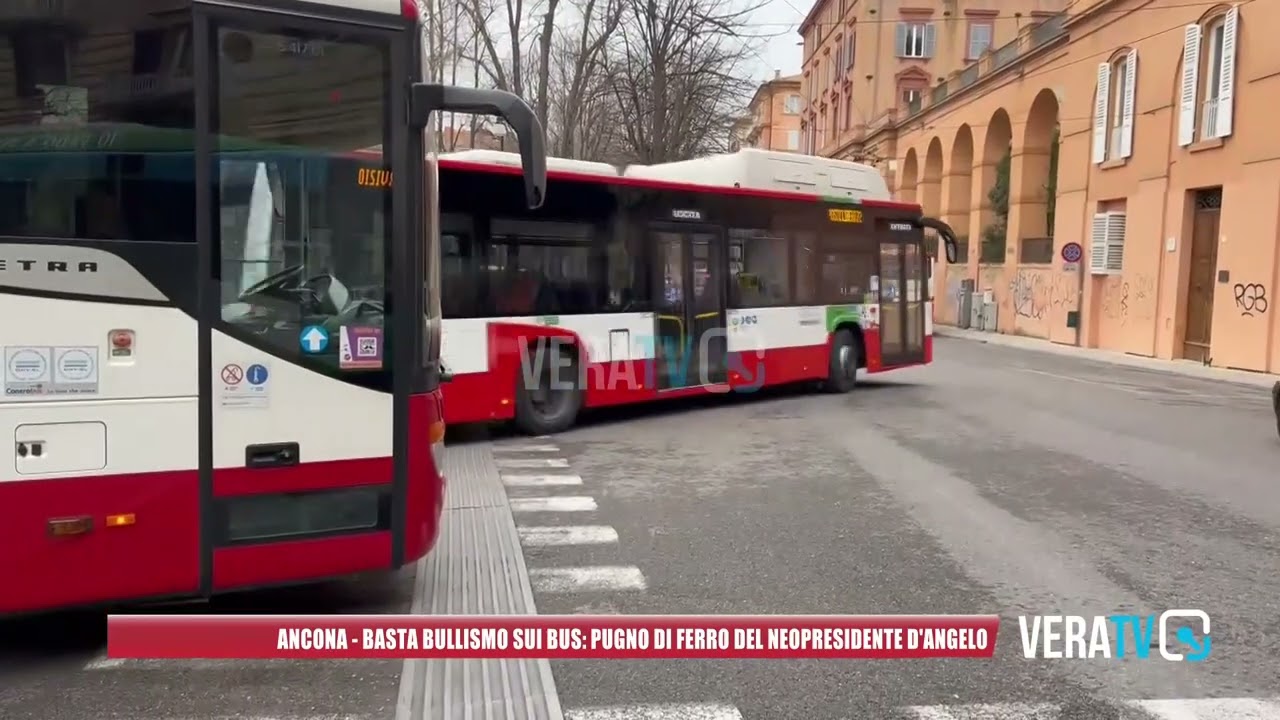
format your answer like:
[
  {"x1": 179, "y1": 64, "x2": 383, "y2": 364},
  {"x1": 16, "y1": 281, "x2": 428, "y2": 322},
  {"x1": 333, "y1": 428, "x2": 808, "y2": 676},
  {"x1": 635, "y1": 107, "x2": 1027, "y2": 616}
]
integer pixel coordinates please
[
  {"x1": 982, "y1": 301, "x2": 998, "y2": 331},
  {"x1": 955, "y1": 279, "x2": 975, "y2": 329}
]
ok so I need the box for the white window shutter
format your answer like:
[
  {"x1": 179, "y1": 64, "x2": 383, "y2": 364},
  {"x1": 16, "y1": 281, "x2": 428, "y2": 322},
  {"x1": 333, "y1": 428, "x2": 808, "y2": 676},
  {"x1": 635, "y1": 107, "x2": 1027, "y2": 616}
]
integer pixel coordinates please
[
  {"x1": 1105, "y1": 213, "x2": 1126, "y2": 272},
  {"x1": 1092, "y1": 63, "x2": 1110, "y2": 165},
  {"x1": 923, "y1": 24, "x2": 938, "y2": 57},
  {"x1": 1120, "y1": 50, "x2": 1137, "y2": 158},
  {"x1": 1214, "y1": 6, "x2": 1239, "y2": 138},
  {"x1": 1178, "y1": 24, "x2": 1201, "y2": 146},
  {"x1": 1089, "y1": 213, "x2": 1109, "y2": 274}
]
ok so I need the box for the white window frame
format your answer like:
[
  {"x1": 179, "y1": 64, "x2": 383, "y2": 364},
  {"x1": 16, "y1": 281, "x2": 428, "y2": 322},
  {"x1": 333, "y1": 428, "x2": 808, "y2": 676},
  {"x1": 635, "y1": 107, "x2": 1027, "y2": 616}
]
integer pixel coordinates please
[
  {"x1": 967, "y1": 23, "x2": 992, "y2": 60},
  {"x1": 1108, "y1": 56, "x2": 1127, "y2": 159},
  {"x1": 783, "y1": 94, "x2": 802, "y2": 114},
  {"x1": 785, "y1": 129, "x2": 800, "y2": 150},
  {"x1": 1179, "y1": 5, "x2": 1238, "y2": 145},
  {"x1": 1202, "y1": 18, "x2": 1228, "y2": 139},
  {"x1": 897, "y1": 22, "x2": 933, "y2": 58},
  {"x1": 901, "y1": 87, "x2": 922, "y2": 108}
]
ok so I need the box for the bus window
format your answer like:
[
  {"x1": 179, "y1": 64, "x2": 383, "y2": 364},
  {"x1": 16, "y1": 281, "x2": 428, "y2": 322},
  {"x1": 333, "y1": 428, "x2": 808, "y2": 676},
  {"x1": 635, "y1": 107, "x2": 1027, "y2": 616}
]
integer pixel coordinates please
[
  {"x1": 728, "y1": 228, "x2": 790, "y2": 307},
  {"x1": 214, "y1": 25, "x2": 391, "y2": 375}
]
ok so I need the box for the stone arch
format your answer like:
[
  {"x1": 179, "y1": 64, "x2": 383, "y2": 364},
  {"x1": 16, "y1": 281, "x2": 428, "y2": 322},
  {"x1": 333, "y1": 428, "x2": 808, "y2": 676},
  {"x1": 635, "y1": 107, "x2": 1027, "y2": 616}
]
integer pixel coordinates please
[
  {"x1": 920, "y1": 136, "x2": 944, "y2": 219},
  {"x1": 977, "y1": 108, "x2": 1013, "y2": 263},
  {"x1": 1016, "y1": 88, "x2": 1061, "y2": 246},
  {"x1": 899, "y1": 148, "x2": 919, "y2": 201},
  {"x1": 945, "y1": 123, "x2": 975, "y2": 261}
]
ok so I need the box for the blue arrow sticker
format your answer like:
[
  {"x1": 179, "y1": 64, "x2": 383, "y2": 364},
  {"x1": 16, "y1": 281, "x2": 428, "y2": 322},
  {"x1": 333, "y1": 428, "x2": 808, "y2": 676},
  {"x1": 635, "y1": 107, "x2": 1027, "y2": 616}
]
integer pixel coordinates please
[{"x1": 300, "y1": 326, "x2": 329, "y2": 354}]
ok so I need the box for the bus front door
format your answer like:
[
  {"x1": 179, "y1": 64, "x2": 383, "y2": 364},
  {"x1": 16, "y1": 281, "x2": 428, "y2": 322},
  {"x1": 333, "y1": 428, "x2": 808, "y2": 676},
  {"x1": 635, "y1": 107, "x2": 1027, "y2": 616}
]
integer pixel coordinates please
[
  {"x1": 651, "y1": 227, "x2": 728, "y2": 389},
  {"x1": 877, "y1": 238, "x2": 927, "y2": 367}
]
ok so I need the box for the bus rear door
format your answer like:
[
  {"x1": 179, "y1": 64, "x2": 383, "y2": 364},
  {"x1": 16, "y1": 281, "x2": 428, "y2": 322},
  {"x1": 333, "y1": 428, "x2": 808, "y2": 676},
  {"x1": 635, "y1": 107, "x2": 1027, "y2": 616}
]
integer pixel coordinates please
[
  {"x1": 875, "y1": 218, "x2": 927, "y2": 368},
  {"x1": 650, "y1": 215, "x2": 728, "y2": 390}
]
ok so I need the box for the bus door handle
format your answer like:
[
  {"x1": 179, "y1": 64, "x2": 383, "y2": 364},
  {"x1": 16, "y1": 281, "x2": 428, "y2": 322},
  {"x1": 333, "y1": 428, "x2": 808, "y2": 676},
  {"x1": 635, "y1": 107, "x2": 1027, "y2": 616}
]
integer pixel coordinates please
[{"x1": 245, "y1": 442, "x2": 300, "y2": 469}]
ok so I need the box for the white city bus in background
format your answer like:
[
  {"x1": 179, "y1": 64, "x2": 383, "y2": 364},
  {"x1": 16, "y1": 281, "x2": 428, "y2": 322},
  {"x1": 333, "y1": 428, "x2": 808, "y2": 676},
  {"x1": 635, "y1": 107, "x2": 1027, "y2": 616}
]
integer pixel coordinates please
[
  {"x1": 407, "y1": 148, "x2": 959, "y2": 434},
  {"x1": 0, "y1": 0, "x2": 546, "y2": 615}
]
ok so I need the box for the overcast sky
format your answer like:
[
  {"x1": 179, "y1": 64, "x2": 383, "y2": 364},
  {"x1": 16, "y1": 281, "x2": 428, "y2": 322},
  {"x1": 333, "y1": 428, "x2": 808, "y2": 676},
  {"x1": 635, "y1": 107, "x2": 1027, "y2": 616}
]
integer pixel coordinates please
[{"x1": 744, "y1": 0, "x2": 809, "y2": 81}]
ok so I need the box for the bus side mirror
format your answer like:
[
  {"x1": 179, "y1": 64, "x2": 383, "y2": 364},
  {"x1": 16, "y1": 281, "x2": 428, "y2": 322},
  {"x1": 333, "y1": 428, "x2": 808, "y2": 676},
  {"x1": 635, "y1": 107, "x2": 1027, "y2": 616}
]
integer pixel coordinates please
[
  {"x1": 409, "y1": 84, "x2": 547, "y2": 209},
  {"x1": 914, "y1": 216, "x2": 959, "y2": 264}
]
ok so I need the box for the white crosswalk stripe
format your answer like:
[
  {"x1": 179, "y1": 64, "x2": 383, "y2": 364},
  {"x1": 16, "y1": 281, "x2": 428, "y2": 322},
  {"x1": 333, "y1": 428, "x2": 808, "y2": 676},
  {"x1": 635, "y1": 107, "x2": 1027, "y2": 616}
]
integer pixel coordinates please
[
  {"x1": 565, "y1": 703, "x2": 743, "y2": 720},
  {"x1": 492, "y1": 444, "x2": 562, "y2": 452},
  {"x1": 503, "y1": 473, "x2": 584, "y2": 486},
  {"x1": 902, "y1": 698, "x2": 1280, "y2": 719},
  {"x1": 511, "y1": 495, "x2": 598, "y2": 512},
  {"x1": 495, "y1": 457, "x2": 570, "y2": 468},
  {"x1": 518, "y1": 525, "x2": 619, "y2": 546},
  {"x1": 529, "y1": 565, "x2": 647, "y2": 593}
]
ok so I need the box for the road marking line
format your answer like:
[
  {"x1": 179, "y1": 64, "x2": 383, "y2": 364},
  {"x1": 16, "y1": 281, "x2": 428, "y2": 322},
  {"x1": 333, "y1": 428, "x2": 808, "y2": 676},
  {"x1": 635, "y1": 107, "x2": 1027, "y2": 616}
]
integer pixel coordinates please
[
  {"x1": 1127, "y1": 698, "x2": 1280, "y2": 719},
  {"x1": 904, "y1": 704, "x2": 1060, "y2": 719},
  {"x1": 503, "y1": 473, "x2": 584, "y2": 487},
  {"x1": 496, "y1": 457, "x2": 570, "y2": 468},
  {"x1": 494, "y1": 444, "x2": 562, "y2": 453},
  {"x1": 529, "y1": 566, "x2": 647, "y2": 593},
  {"x1": 519, "y1": 525, "x2": 619, "y2": 546},
  {"x1": 511, "y1": 496, "x2": 598, "y2": 513},
  {"x1": 565, "y1": 704, "x2": 742, "y2": 720},
  {"x1": 84, "y1": 656, "x2": 365, "y2": 671},
  {"x1": 83, "y1": 655, "x2": 126, "y2": 670}
]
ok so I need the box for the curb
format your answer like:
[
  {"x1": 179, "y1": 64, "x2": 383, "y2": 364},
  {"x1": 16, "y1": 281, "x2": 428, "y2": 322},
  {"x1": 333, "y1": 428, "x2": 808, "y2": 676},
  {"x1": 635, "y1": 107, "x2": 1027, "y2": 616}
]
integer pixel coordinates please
[{"x1": 933, "y1": 326, "x2": 1280, "y2": 388}]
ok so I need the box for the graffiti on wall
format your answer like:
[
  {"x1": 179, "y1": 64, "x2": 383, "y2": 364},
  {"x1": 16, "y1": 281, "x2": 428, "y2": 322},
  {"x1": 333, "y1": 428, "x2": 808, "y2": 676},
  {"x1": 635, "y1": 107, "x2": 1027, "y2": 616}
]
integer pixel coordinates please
[
  {"x1": 1008, "y1": 271, "x2": 1078, "y2": 320},
  {"x1": 1233, "y1": 283, "x2": 1268, "y2": 317},
  {"x1": 1101, "y1": 276, "x2": 1129, "y2": 323}
]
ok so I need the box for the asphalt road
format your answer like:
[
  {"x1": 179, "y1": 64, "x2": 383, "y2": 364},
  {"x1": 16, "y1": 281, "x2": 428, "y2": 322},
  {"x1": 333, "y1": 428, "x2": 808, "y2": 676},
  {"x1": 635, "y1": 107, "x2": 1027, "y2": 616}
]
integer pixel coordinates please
[
  {"x1": 511, "y1": 336, "x2": 1280, "y2": 719},
  {"x1": 0, "y1": 571, "x2": 413, "y2": 720},
  {"x1": 5, "y1": 335, "x2": 1279, "y2": 719}
]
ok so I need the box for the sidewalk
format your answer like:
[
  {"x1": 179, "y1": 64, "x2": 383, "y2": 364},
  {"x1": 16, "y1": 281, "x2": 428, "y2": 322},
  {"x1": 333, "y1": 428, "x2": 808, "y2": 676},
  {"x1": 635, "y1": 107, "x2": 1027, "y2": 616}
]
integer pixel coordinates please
[{"x1": 934, "y1": 325, "x2": 1280, "y2": 388}]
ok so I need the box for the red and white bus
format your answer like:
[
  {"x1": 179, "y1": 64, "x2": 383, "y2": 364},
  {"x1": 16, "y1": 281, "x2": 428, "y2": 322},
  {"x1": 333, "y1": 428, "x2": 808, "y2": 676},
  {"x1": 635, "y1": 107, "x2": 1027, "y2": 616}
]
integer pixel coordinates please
[
  {"x1": 426, "y1": 148, "x2": 959, "y2": 434},
  {"x1": 0, "y1": 0, "x2": 546, "y2": 615}
]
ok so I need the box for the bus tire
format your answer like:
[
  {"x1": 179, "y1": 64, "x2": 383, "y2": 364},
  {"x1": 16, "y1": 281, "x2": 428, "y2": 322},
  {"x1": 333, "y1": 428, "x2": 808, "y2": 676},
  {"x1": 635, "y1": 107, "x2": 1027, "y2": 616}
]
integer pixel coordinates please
[
  {"x1": 514, "y1": 343, "x2": 583, "y2": 435},
  {"x1": 825, "y1": 328, "x2": 859, "y2": 394}
]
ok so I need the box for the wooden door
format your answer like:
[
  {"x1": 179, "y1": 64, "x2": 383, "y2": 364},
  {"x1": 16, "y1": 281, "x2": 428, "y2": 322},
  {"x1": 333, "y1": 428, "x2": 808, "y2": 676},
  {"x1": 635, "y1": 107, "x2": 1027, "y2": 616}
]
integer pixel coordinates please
[{"x1": 1182, "y1": 189, "x2": 1221, "y2": 363}]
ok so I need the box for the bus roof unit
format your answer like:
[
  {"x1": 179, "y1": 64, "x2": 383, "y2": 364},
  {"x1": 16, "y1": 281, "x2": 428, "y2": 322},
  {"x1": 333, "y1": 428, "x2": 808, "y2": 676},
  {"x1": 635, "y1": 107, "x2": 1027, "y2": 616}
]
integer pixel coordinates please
[
  {"x1": 443, "y1": 149, "x2": 619, "y2": 178},
  {"x1": 625, "y1": 148, "x2": 891, "y2": 202}
]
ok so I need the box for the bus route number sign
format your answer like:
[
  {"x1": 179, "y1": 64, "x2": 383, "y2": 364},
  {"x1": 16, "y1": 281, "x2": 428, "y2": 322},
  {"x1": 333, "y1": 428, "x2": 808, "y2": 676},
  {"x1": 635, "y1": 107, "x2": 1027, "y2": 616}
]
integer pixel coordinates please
[
  {"x1": 357, "y1": 167, "x2": 393, "y2": 188},
  {"x1": 828, "y1": 208, "x2": 863, "y2": 224}
]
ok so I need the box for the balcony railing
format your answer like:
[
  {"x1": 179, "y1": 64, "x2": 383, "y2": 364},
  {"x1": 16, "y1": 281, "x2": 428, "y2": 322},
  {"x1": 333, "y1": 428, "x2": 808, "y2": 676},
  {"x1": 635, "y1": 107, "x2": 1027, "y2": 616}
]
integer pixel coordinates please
[
  {"x1": 899, "y1": 12, "x2": 1068, "y2": 124},
  {"x1": 1201, "y1": 97, "x2": 1221, "y2": 140}
]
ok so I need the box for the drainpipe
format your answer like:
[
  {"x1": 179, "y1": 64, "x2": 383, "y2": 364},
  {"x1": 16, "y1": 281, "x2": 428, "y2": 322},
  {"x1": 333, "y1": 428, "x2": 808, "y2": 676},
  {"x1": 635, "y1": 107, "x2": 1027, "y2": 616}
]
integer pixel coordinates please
[{"x1": 871, "y1": 0, "x2": 884, "y2": 120}]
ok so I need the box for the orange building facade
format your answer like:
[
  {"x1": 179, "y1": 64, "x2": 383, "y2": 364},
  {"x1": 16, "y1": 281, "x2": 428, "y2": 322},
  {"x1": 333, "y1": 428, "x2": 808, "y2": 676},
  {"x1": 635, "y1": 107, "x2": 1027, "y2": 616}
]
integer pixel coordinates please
[
  {"x1": 798, "y1": 0, "x2": 1067, "y2": 164},
  {"x1": 861, "y1": 0, "x2": 1280, "y2": 374},
  {"x1": 735, "y1": 72, "x2": 804, "y2": 152}
]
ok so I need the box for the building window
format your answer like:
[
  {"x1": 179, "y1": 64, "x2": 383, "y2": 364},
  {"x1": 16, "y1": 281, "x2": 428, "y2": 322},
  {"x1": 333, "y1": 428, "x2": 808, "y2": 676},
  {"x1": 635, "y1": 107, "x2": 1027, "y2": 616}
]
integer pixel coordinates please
[
  {"x1": 844, "y1": 93, "x2": 852, "y2": 129},
  {"x1": 1092, "y1": 50, "x2": 1136, "y2": 164},
  {"x1": 896, "y1": 22, "x2": 935, "y2": 59},
  {"x1": 967, "y1": 22, "x2": 993, "y2": 59},
  {"x1": 900, "y1": 87, "x2": 922, "y2": 110},
  {"x1": 785, "y1": 130, "x2": 800, "y2": 150},
  {"x1": 1202, "y1": 16, "x2": 1228, "y2": 138},
  {"x1": 784, "y1": 94, "x2": 802, "y2": 114},
  {"x1": 1178, "y1": 7, "x2": 1238, "y2": 145},
  {"x1": 846, "y1": 34, "x2": 856, "y2": 68}
]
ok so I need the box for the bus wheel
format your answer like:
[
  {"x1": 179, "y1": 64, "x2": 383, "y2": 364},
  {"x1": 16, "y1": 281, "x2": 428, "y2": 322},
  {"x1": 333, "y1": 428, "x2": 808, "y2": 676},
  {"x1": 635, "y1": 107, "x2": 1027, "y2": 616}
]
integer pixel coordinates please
[
  {"x1": 514, "y1": 345, "x2": 583, "y2": 435},
  {"x1": 825, "y1": 329, "x2": 859, "y2": 394}
]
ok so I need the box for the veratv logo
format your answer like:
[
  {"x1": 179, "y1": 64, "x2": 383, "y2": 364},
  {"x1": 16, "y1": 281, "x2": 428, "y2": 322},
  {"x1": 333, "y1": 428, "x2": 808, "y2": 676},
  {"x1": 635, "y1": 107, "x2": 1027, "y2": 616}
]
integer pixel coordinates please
[{"x1": 1018, "y1": 610, "x2": 1210, "y2": 661}]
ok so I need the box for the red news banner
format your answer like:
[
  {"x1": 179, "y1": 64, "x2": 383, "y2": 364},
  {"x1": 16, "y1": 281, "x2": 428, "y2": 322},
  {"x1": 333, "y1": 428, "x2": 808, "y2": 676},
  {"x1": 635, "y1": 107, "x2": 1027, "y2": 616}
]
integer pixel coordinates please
[{"x1": 107, "y1": 615, "x2": 1000, "y2": 660}]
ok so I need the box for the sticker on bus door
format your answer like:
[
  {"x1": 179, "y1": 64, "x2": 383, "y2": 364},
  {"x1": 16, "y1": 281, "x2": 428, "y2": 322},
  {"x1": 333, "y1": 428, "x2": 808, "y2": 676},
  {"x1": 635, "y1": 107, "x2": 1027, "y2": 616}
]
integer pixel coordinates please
[
  {"x1": 339, "y1": 326, "x2": 383, "y2": 369},
  {"x1": 219, "y1": 362, "x2": 270, "y2": 409}
]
